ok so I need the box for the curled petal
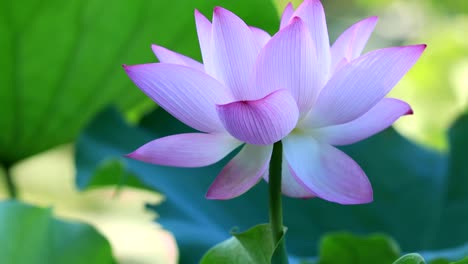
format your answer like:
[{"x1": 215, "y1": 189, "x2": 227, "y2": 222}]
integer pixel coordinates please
[
  {"x1": 331, "y1": 16, "x2": 378, "y2": 71},
  {"x1": 195, "y1": 9, "x2": 214, "y2": 73},
  {"x1": 250, "y1": 26, "x2": 271, "y2": 49},
  {"x1": 124, "y1": 63, "x2": 233, "y2": 132},
  {"x1": 151, "y1": 44, "x2": 204, "y2": 71},
  {"x1": 283, "y1": 134, "x2": 373, "y2": 204},
  {"x1": 255, "y1": 17, "x2": 319, "y2": 115},
  {"x1": 206, "y1": 144, "x2": 272, "y2": 200},
  {"x1": 280, "y1": 2, "x2": 295, "y2": 29},
  {"x1": 216, "y1": 89, "x2": 299, "y2": 145},
  {"x1": 292, "y1": 0, "x2": 331, "y2": 80},
  {"x1": 312, "y1": 98, "x2": 412, "y2": 146},
  {"x1": 308, "y1": 44, "x2": 426, "y2": 127},
  {"x1": 211, "y1": 7, "x2": 260, "y2": 99},
  {"x1": 127, "y1": 133, "x2": 242, "y2": 167}
]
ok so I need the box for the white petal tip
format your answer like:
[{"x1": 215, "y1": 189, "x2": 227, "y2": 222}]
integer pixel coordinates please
[
  {"x1": 194, "y1": 9, "x2": 210, "y2": 22},
  {"x1": 150, "y1": 44, "x2": 162, "y2": 57}
]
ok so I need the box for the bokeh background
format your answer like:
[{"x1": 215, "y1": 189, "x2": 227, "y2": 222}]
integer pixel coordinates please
[{"x1": 0, "y1": 0, "x2": 467, "y2": 263}]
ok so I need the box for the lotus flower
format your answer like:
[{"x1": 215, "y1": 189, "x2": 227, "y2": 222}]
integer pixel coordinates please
[{"x1": 124, "y1": 0, "x2": 425, "y2": 204}]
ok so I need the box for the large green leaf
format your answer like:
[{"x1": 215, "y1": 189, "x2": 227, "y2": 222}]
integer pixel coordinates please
[
  {"x1": 0, "y1": 0, "x2": 279, "y2": 164},
  {"x1": 75, "y1": 108, "x2": 468, "y2": 262},
  {"x1": 451, "y1": 258, "x2": 468, "y2": 264},
  {"x1": 393, "y1": 254, "x2": 426, "y2": 264},
  {"x1": 317, "y1": 233, "x2": 400, "y2": 264},
  {"x1": 200, "y1": 224, "x2": 286, "y2": 264},
  {"x1": 296, "y1": 233, "x2": 468, "y2": 264},
  {"x1": 0, "y1": 200, "x2": 114, "y2": 264}
]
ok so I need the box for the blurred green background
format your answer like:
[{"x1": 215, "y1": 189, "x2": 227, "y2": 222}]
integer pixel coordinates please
[{"x1": 0, "y1": 0, "x2": 467, "y2": 263}]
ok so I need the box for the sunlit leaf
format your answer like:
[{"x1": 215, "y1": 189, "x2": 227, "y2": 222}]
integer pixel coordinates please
[
  {"x1": 390, "y1": 19, "x2": 468, "y2": 150},
  {"x1": 428, "y1": 0, "x2": 468, "y2": 14},
  {"x1": 0, "y1": 200, "x2": 114, "y2": 264}
]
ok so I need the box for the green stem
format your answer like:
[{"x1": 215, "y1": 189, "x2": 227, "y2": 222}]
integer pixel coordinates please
[
  {"x1": 269, "y1": 141, "x2": 289, "y2": 264},
  {"x1": 2, "y1": 164, "x2": 17, "y2": 199}
]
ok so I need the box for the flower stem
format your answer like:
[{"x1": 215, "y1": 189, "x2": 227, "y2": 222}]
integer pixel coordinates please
[
  {"x1": 269, "y1": 141, "x2": 288, "y2": 264},
  {"x1": 2, "y1": 164, "x2": 17, "y2": 199}
]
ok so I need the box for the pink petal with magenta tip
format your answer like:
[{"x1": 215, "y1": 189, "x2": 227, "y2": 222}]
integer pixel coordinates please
[
  {"x1": 206, "y1": 144, "x2": 272, "y2": 199},
  {"x1": 283, "y1": 134, "x2": 373, "y2": 204},
  {"x1": 195, "y1": 9, "x2": 214, "y2": 74},
  {"x1": 151, "y1": 44, "x2": 204, "y2": 72},
  {"x1": 312, "y1": 98, "x2": 412, "y2": 146},
  {"x1": 307, "y1": 44, "x2": 426, "y2": 127},
  {"x1": 331, "y1": 16, "x2": 378, "y2": 72},
  {"x1": 126, "y1": 133, "x2": 241, "y2": 167}
]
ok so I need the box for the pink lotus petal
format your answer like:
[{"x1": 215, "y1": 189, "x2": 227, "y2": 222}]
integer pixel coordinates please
[
  {"x1": 283, "y1": 134, "x2": 373, "y2": 204},
  {"x1": 307, "y1": 44, "x2": 426, "y2": 127},
  {"x1": 194, "y1": 10, "x2": 214, "y2": 74},
  {"x1": 211, "y1": 7, "x2": 260, "y2": 100},
  {"x1": 206, "y1": 144, "x2": 272, "y2": 199},
  {"x1": 312, "y1": 98, "x2": 412, "y2": 146},
  {"x1": 250, "y1": 26, "x2": 271, "y2": 49},
  {"x1": 280, "y1": 2, "x2": 295, "y2": 29},
  {"x1": 216, "y1": 89, "x2": 299, "y2": 145},
  {"x1": 292, "y1": 0, "x2": 331, "y2": 81},
  {"x1": 255, "y1": 17, "x2": 319, "y2": 115},
  {"x1": 127, "y1": 133, "x2": 242, "y2": 167},
  {"x1": 331, "y1": 16, "x2": 378, "y2": 72},
  {"x1": 151, "y1": 44, "x2": 204, "y2": 72},
  {"x1": 124, "y1": 63, "x2": 233, "y2": 133},
  {"x1": 263, "y1": 157, "x2": 316, "y2": 198},
  {"x1": 331, "y1": 58, "x2": 349, "y2": 75}
]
